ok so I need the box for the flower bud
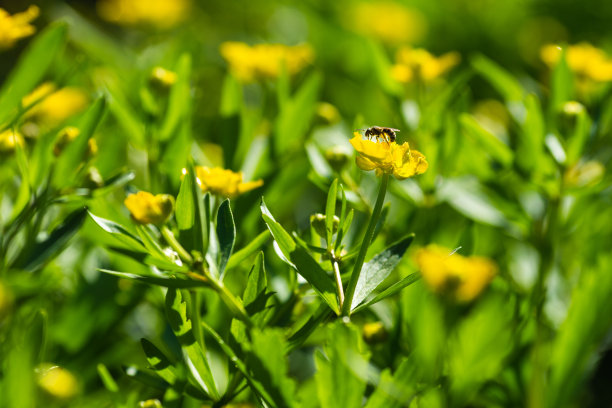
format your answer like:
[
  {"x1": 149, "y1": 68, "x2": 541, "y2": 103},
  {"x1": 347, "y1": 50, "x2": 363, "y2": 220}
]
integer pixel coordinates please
[{"x1": 310, "y1": 213, "x2": 339, "y2": 238}]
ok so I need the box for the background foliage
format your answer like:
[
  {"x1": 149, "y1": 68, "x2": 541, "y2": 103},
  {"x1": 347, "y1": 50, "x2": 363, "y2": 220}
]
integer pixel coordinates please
[{"x1": 1, "y1": 0, "x2": 612, "y2": 407}]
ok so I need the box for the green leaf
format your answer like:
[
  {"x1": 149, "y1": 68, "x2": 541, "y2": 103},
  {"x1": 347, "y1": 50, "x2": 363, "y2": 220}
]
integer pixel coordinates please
[
  {"x1": 470, "y1": 54, "x2": 524, "y2": 102},
  {"x1": 0, "y1": 22, "x2": 68, "y2": 125},
  {"x1": 460, "y1": 114, "x2": 513, "y2": 167},
  {"x1": 160, "y1": 54, "x2": 192, "y2": 141},
  {"x1": 179, "y1": 163, "x2": 208, "y2": 255},
  {"x1": 217, "y1": 199, "x2": 236, "y2": 278},
  {"x1": 225, "y1": 230, "x2": 271, "y2": 272},
  {"x1": 176, "y1": 172, "x2": 195, "y2": 230},
  {"x1": 550, "y1": 47, "x2": 574, "y2": 113},
  {"x1": 141, "y1": 339, "x2": 179, "y2": 386},
  {"x1": 136, "y1": 225, "x2": 171, "y2": 262},
  {"x1": 364, "y1": 359, "x2": 418, "y2": 408},
  {"x1": 97, "y1": 364, "x2": 119, "y2": 393},
  {"x1": 516, "y1": 94, "x2": 545, "y2": 174},
  {"x1": 352, "y1": 273, "x2": 420, "y2": 314},
  {"x1": 165, "y1": 289, "x2": 219, "y2": 400},
  {"x1": 325, "y1": 179, "x2": 338, "y2": 246},
  {"x1": 123, "y1": 365, "x2": 169, "y2": 390},
  {"x1": 565, "y1": 106, "x2": 592, "y2": 165},
  {"x1": 246, "y1": 329, "x2": 297, "y2": 408},
  {"x1": 88, "y1": 212, "x2": 146, "y2": 252},
  {"x1": 287, "y1": 303, "x2": 332, "y2": 352},
  {"x1": 448, "y1": 295, "x2": 513, "y2": 405},
  {"x1": 201, "y1": 321, "x2": 277, "y2": 407},
  {"x1": 99, "y1": 269, "x2": 207, "y2": 288},
  {"x1": 261, "y1": 199, "x2": 340, "y2": 314},
  {"x1": 315, "y1": 323, "x2": 369, "y2": 408},
  {"x1": 12, "y1": 208, "x2": 87, "y2": 271},
  {"x1": 53, "y1": 97, "x2": 107, "y2": 188},
  {"x1": 274, "y1": 72, "x2": 321, "y2": 154},
  {"x1": 547, "y1": 256, "x2": 612, "y2": 408},
  {"x1": 350, "y1": 234, "x2": 415, "y2": 311}
]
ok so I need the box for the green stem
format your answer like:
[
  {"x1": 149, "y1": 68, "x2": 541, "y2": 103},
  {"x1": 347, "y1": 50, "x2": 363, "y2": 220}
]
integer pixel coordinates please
[
  {"x1": 331, "y1": 250, "x2": 345, "y2": 309},
  {"x1": 161, "y1": 226, "x2": 193, "y2": 263},
  {"x1": 208, "y1": 277, "x2": 254, "y2": 328},
  {"x1": 341, "y1": 173, "x2": 389, "y2": 316}
]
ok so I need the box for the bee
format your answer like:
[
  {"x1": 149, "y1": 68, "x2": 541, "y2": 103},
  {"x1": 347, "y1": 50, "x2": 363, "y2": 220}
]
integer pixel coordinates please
[{"x1": 356, "y1": 126, "x2": 400, "y2": 144}]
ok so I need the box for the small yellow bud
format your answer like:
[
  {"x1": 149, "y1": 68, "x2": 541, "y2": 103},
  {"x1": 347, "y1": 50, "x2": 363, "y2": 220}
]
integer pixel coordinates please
[
  {"x1": 139, "y1": 399, "x2": 163, "y2": 408},
  {"x1": 53, "y1": 127, "x2": 80, "y2": 156},
  {"x1": 310, "y1": 213, "x2": 340, "y2": 238},
  {"x1": 325, "y1": 146, "x2": 351, "y2": 172}
]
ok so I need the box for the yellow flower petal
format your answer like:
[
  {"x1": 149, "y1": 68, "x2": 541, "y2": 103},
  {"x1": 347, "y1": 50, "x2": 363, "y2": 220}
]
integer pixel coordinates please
[
  {"x1": 0, "y1": 6, "x2": 39, "y2": 50},
  {"x1": 350, "y1": 132, "x2": 428, "y2": 180},
  {"x1": 193, "y1": 166, "x2": 263, "y2": 199},
  {"x1": 124, "y1": 191, "x2": 175, "y2": 225},
  {"x1": 415, "y1": 245, "x2": 497, "y2": 303}
]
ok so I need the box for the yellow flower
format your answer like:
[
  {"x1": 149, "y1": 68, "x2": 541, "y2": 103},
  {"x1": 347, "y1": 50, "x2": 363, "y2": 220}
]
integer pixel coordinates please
[
  {"x1": 97, "y1": 0, "x2": 190, "y2": 29},
  {"x1": 362, "y1": 321, "x2": 388, "y2": 344},
  {"x1": 190, "y1": 166, "x2": 264, "y2": 199},
  {"x1": 349, "y1": 132, "x2": 428, "y2": 179},
  {"x1": 220, "y1": 42, "x2": 314, "y2": 82},
  {"x1": 415, "y1": 245, "x2": 497, "y2": 303},
  {"x1": 391, "y1": 47, "x2": 460, "y2": 83},
  {"x1": 37, "y1": 364, "x2": 79, "y2": 400},
  {"x1": 150, "y1": 66, "x2": 177, "y2": 87},
  {"x1": 541, "y1": 43, "x2": 612, "y2": 81},
  {"x1": 124, "y1": 191, "x2": 175, "y2": 225},
  {"x1": 350, "y1": 2, "x2": 426, "y2": 45},
  {"x1": 0, "y1": 129, "x2": 24, "y2": 153},
  {"x1": 0, "y1": 6, "x2": 39, "y2": 50},
  {"x1": 23, "y1": 83, "x2": 88, "y2": 126}
]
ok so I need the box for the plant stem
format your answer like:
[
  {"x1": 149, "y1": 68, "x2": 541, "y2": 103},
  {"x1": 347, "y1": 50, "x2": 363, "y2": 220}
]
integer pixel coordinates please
[
  {"x1": 161, "y1": 225, "x2": 193, "y2": 263},
  {"x1": 330, "y1": 249, "x2": 345, "y2": 309},
  {"x1": 341, "y1": 173, "x2": 389, "y2": 316}
]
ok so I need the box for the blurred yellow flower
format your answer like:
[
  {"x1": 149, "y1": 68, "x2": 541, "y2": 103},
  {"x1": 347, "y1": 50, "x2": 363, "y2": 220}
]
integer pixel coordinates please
[
  {"x1": 23, "y1": 83, "x2": 88, "y2": 126},
  {"x1": 0, "y1": 5, "x2": 39, "y2": 50},
  {"x1": 362, "y1": 321, "x2": 388, "y2": 344},
  {"x1": 189, "y1": 166, "x2": 264, "y2": 199},
  {"x1": 37, "y1": 364, "x2": 79, "y2": 400},
  {"x1": 349, "y1": 132, "x2": 428, "y2": 179},
  {"x1": 124, "y1": 191, "x2": 175, "y2": 225},
  {"x1": 415, "y1": 245, "x2": 497, "y2": 303},
  {"x1": 564, "y1": 160, "x2": 605, "y2": 189},
  {"x1": 97, "y1": 0, "x2": 190, "y2": 28},
  {"x1": 150, "y1": 66, "x2": 177, "y2": 87},
  {"x1": 541, "y1": 43, "x2": 612, "y2": 81},
  {"x1": 0, "y1": 129, "x2": 24, "y2": 153},
  {"x1": 220, "y1": 42, "x2": 314, "y2": 82},
  {"x1": 391, "y1": 47, "x2": 460, "y2": 83},
  {"x1": 53, "y1": 126, "x2": 98, "y2": 159},
  {"x1": 350, "y1": 2, "x2": 426, "y2": 44}
]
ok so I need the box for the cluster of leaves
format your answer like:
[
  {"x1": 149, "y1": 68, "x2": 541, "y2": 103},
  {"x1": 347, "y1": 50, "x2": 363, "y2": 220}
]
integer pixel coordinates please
[{"x1": 2, "y1": 2, "x2": 612, "y2": 408}]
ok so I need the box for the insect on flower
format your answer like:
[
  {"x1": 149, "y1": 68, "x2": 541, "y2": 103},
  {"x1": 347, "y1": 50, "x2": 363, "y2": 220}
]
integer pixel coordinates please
[{"x1": 355, "y1": 126, "x2": 400, "y2": 145}]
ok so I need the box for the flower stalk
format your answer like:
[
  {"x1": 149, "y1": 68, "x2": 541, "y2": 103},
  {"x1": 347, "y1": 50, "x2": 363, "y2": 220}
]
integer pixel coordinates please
[{"x1": 341, "y1": 173, "x2": 390, "y2": 316}]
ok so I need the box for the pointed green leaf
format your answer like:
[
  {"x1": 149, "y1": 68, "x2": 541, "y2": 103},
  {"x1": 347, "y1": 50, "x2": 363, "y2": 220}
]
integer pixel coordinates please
[
  {"x1": 99, "y1": 269, "x2": 207, "y2": 288},
  {"x1": 160, "y1": 54, "x2": 192, "y2": 141},
  {"x1": 261, "y1": 199, "x2": 339, "y2": 314},
  {"x1": 12, "y1": 208, "x2": 87, "y2": 271},
  {"x1": 176, "y1": 171, "x2": 195, "y2": 230},
  {"x1": 315, "y1": 323, "x2": 369, "y2": 408},
  {"x1": 217, "y1": 199, "x2": 236, "y2": 278},
  {"x1": 88, "y1": 212, "x2": 146, "y2": 252},
  {"x1": 352, "y1": 273, "x2": 420, "y2": 314},
  {"x1": 225, "y1": 230, "x2": 271, "y2": 272},
  {"x1": 165, "y1": 289, "x2": 219, "y2": 400},
  {"x1": 325, "y1": 179, "x2": 338, "y2": 246},
  {"x1": 351, "y1": 235, "x2": 414, "y2": 311}
]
